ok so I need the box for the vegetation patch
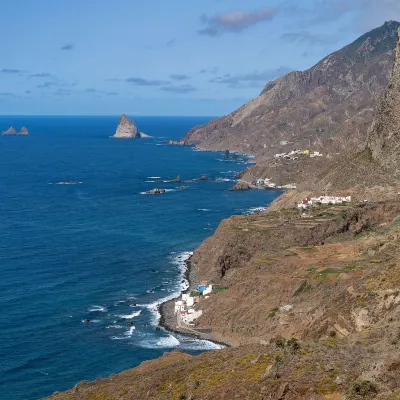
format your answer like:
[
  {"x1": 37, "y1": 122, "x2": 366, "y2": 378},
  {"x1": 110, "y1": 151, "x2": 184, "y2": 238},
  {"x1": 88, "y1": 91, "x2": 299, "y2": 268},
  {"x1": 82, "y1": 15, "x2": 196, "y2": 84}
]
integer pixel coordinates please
[
  {"x1": 293, "y1": 280, "x2": 312, "y2": 296},
  {"x1": 348, "y1": 380, "x2": 378, "y2": 398},
  {"x1": 268, "y1": 307, "x2": 280, "y2": 318}
]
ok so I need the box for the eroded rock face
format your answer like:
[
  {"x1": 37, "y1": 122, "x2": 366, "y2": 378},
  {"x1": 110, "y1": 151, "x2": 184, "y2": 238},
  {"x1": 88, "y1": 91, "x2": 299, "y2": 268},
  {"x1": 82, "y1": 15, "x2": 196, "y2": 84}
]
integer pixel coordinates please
[
  {"x1": 183, "y1": 21, "x2": 400, "y2": 159},
  {"x1": 368, "y1": 27, "x2": 400, "y2": 173},
  {"x1": 19, "y1": 127, "x2": 29, "y2": 135},
  {"x1": 113, "y1": 114, "x2": 140, "y2": 138}
]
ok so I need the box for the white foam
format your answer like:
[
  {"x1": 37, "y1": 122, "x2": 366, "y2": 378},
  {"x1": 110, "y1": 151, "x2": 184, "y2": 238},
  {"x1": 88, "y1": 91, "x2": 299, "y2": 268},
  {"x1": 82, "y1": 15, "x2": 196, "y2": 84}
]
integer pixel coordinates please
[
  {"x1": 215, "y1": 177, "x2": 235, "y2": 182},
  {"x1": 244, "y1": 207, "x2": 268, "y2": 215},
  {"x1": 148, "y1": 176, "x2": 161, "y2": 179},
  {"x1": 137, "y1": 251, "x2": 192, "y2": 325},
  {"x1": 111, "y1": 336, "x2": 129, "y2": 340},
  {"x1": 125, "y1": 326, "x2": 136, "y2": 336},
  {"x1": 198, "y1": 208, "x2": 211, "y2": 212},
  {"x1": 117, "y1": 310, "x2": 141, "y2": 319},
  {"x1": 89, "y1": 305, "x2": 108, "y2": 312},
  {"x1": 140, "y1": 334, "x2": 180, "y2": 348},
  {"x1": 106, "y1": 324, "x2": 124, "y2": 329}
]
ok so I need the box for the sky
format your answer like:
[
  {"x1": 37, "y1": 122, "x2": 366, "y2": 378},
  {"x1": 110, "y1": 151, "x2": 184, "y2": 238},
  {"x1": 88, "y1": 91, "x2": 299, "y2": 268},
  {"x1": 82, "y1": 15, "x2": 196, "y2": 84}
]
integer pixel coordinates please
[{"x1": 1, "y1": 0, "x2": 400, "y2": 116}]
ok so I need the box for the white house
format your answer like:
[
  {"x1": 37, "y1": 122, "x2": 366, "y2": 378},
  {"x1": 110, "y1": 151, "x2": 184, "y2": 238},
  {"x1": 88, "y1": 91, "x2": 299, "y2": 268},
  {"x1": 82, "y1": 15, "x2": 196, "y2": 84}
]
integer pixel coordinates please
[
  {"x1": 186, "y1": 296, "x2": 194, "y2": 307},
  {"x1": 203, "y1": 285, "x2": 213, "y2": 296}
]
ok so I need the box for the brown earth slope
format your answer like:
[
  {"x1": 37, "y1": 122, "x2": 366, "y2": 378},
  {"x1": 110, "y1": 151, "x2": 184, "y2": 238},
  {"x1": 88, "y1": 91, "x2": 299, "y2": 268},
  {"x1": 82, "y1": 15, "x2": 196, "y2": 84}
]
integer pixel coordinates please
[{"x1": 183, "y1": 21, "x2": 400, "y2": 161}]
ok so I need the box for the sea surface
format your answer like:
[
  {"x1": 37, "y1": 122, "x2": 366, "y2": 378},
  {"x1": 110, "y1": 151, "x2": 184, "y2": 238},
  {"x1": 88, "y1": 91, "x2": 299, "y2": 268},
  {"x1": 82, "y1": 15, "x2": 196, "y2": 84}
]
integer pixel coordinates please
[{"x1": 0, "y1": 116, "x2": 281, "y2": 400}]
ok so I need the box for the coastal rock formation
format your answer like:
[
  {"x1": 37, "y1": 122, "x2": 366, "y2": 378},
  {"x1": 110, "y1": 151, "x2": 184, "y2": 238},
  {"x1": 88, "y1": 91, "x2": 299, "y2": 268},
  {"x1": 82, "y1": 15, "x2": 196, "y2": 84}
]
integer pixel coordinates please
[
  {"x1": 183, "y1": 21, "x2": 400, "y2": 159},
  {"x1": 169, "y1": 139, "x2": 186, "y2": 145},
  {"x1": 368, "y1": 27, "x2": 400, "y2": 173},
  {"x1": 229, "y1": 181, "x2": 250, "y2": 191},
  {"x1": 1, "y1": 126, "x2": 29, "y2": 135},
  {"x1": 145, "y1": 188, "x2": 166, "y2": 195},
  {"x1": 112, "y1": 114, "x2": 151, "y2": 139}
]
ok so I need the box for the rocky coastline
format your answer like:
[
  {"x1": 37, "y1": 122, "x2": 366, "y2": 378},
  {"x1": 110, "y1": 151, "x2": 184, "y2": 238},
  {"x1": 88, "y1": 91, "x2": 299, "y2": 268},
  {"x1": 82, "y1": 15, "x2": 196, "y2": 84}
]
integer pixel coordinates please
[{"x1": 158, "y1": 255, "x2": 232, "y2": 347}]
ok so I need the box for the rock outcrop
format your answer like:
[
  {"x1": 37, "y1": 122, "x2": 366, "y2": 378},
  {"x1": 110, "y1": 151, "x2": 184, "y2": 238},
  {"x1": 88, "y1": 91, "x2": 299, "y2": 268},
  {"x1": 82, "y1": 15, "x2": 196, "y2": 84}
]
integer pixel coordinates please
[
  {"x1": 112, "y1": 114, "x2": 151, "y2": 139},
  {"x1": 183, "y1": 21, "x2": 400, "y2": 160},
  {"x1": 1, "y1": 126, "x2": 29, "y2": 135},
  {"x1": 368, "y1": 27, "x2": 400, "y2": 174},
  {"x1": 229, "y1": 181, "x2": 250, "y2": 191}
]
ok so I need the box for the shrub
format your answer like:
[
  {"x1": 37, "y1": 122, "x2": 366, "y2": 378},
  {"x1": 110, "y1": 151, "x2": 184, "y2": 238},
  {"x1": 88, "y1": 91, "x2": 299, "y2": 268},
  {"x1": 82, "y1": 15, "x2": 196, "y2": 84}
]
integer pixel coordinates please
[
  {"x1": 275, "y1": 338, "x2": 286, "y2": 348},
  {"x1": 287, "y1": 337, "x2": 300, "y2": 352},
  {"x1": 349, "y1": 380, "x2": 378, "y2": 398}
]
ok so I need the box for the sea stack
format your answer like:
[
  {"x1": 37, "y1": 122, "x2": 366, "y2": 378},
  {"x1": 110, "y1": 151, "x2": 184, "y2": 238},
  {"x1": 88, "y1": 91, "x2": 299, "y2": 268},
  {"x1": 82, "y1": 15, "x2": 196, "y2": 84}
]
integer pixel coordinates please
[
  {"x1": 1, "y1": 126, "x2": 29, "y2": 135},
  {"x1": 112, "y1": 114, "x2": 151, "y2": 139}
]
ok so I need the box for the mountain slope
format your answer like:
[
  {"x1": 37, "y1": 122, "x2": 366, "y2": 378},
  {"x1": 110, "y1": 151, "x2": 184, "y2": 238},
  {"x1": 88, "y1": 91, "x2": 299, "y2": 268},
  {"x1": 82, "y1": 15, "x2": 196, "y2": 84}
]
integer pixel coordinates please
[
  {"x1": 183, "y1": 21, "x2": 400, "y2": 160},
  {"x1": 368, "y1": 27, "x2": 400, "y2": 174}
]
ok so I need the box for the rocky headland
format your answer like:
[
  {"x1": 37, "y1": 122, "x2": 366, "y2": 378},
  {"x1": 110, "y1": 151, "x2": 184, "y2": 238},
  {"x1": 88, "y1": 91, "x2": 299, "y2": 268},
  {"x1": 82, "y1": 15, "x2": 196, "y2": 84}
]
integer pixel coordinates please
[
  {"x1": 1, "y1": 126, "x2": 29, "y2": 135},
  {"x1": 43, "y1": 23, "x2": 400, "y2": 400},
  {"x1": 112, "y1": 114, "x2": 152, "y2": 139}
]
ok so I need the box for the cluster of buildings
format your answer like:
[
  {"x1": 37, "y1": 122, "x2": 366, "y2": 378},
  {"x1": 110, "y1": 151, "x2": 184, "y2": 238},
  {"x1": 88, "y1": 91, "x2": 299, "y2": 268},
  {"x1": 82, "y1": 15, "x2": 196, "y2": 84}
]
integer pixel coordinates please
[
  {"x1": 274, "y1": 149, "x2": 323, "y2": 161},
  {"x1": 297, "y1": 195, "x2": 352, "y2": 209},
  {"x1": 255, "y1": 178, "x2": 297, "y2": 190},
  {"x1": 174, "y1": 282, "x2": 213, "y2": 326}
]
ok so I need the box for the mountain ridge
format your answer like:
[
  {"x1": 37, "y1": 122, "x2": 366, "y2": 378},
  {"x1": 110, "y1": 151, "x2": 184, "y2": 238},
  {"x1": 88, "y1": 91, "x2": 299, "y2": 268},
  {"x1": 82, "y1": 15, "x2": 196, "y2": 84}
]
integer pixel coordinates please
[{"x1": 183, "y1": 21, "x2": 400, "y2": 162}]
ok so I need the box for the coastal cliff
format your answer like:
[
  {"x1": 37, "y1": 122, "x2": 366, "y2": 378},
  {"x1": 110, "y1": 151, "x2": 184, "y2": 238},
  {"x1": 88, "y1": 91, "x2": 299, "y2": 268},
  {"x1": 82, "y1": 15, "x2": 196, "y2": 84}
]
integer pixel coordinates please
[
  {"x1": 43, "y1": 23, "x2": 400, "y2": 400},
  {"x1": 112, "y1": 114, "x2": 152, "y2": 139}
]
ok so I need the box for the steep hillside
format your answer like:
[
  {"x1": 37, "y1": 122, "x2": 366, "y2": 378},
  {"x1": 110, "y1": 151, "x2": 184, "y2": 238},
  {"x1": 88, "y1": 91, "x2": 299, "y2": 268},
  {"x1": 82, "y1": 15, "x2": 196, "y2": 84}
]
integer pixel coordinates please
[
  {"x1": 45, "y1": 201, "x2": 400, "y2": 400},
  {"x1": 183, "y1": 21, "x2": 400, "y2": 160},
  {"x1": 368, "y1": 27, "x2": 400, "y2": 174}
]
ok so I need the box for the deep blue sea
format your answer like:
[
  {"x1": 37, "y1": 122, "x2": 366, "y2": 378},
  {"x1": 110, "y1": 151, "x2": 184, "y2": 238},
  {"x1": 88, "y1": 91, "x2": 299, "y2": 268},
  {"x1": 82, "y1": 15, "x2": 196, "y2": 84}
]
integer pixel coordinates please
[{"x1": 0, "y1": 116, "x2": 281, "y2": 400}]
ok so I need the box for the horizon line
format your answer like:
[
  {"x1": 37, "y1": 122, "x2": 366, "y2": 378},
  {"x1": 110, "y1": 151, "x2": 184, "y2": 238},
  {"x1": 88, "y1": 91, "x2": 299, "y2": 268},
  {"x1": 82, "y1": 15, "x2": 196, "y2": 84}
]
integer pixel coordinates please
[{"x1": 0, "y1": 114, "x2": 220, "y2": 118}]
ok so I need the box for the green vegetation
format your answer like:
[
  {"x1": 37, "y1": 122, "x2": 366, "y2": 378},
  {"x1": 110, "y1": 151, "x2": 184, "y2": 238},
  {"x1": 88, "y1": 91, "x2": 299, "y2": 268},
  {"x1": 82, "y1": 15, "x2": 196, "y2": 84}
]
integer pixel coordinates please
[
  {"x1": 213, "y1": 286, "x2": 228, "y2": 292},
  {"x1": 190, "y1": 291, "x2": 202, "y2": 297},
  {"x1": 293, "y1": 280, "x2": 312, "y2": 296},
  {"x1": 343, "y1": 264, "x2": 361, "y2": 270},
  {"x1": 315, "y1": 268, "x2": 341, "y2": 280},
  {"x1": 268, "y1": 307, "x2": 279, "y2": 318},
  {"x1": 349, "y1": 380, "x2": 378, "y2": 398}
]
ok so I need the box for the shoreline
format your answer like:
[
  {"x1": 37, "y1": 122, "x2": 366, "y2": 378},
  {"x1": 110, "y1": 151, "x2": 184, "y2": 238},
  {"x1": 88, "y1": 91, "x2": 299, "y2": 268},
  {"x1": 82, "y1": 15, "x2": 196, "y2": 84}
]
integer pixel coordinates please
[
  {"x1": 157, "y1": 147, "x2": 261, "y2": 349},
  {"x1": 158, "y1": 256, "x2": 233, "y2": 348}
]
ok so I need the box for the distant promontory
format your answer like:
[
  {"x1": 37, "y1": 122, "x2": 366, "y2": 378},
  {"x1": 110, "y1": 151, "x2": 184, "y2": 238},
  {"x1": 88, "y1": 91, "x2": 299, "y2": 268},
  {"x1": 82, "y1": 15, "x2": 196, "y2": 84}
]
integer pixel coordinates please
[
  {"x1": 111, "y1": 114, "x2": 152, "y2": 139},
  {"x1": 1, "y1": 126, "x2": 29, "y2": 135}
]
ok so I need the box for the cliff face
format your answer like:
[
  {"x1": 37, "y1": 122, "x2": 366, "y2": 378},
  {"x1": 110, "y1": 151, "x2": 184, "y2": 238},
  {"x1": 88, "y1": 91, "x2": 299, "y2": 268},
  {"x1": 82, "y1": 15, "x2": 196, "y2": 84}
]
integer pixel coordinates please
[
  {"x1": 184, "y1": 21, "x2": 400, "y2": 159},
  {"x1": 368, "y1": 27, "x2": 400, "y2": 173}
]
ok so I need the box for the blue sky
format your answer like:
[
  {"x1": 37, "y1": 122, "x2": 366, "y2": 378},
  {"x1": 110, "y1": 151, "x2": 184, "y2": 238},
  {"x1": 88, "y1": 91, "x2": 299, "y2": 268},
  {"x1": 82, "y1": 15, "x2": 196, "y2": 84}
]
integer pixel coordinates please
[{"x1": 1, "y1": 0, "x2": 400, "y2": 115}]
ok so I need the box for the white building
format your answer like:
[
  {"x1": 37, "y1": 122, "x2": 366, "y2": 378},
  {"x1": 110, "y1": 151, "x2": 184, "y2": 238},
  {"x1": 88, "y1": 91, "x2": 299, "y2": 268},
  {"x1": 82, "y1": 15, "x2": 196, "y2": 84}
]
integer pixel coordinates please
[{"x1": 203, "y1": 285, "x2": 213, "y2": 296}]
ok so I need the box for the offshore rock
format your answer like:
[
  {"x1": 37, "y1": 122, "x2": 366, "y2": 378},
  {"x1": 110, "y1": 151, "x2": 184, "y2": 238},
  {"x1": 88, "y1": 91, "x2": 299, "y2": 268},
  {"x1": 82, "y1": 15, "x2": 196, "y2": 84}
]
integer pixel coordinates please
[
  {"x1": 112, "y1": 114, "x2": 151, "y2": 139},
  {"x1": 2, "y1": 126, "x2": 17, "y2": 135},
  {"x1": 1, "y1": 126, "x2": 29, "y2": 135}
]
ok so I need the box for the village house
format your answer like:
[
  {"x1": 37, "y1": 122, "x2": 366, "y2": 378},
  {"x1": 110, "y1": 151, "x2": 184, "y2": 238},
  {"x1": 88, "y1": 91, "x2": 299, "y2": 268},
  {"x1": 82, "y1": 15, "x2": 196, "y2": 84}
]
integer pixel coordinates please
[
  {"x1": 174, "y1": 283, "x2": 213, "y2": 325},
  {"x1": 297, "y1": 196, "x2": 352, "y2": 209}
]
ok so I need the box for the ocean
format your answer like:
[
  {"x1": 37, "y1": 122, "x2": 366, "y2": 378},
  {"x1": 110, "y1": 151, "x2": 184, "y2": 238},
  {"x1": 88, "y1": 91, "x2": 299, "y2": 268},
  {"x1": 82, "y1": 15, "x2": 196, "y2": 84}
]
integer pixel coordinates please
[{"x1": 0, "y1": 116, "x2": 281, "y2": 400}]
